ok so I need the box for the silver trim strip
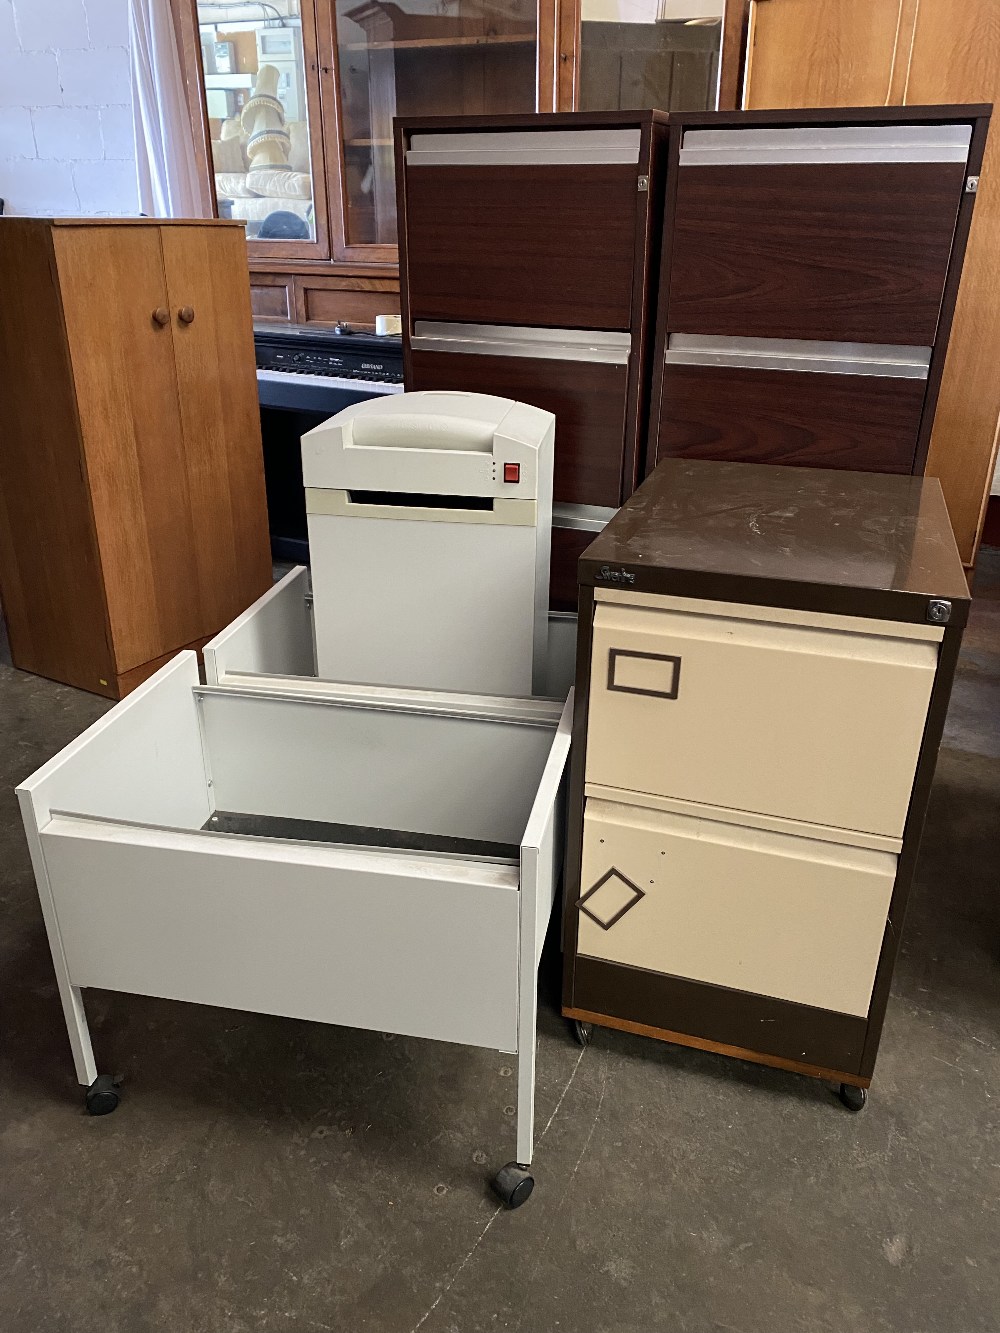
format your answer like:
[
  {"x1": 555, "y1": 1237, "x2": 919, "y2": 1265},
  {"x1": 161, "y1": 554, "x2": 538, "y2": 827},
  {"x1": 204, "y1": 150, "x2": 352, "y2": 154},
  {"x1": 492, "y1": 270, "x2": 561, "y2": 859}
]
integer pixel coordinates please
[
  {"x1": 553, "y1": 503, "x2": 617, "y2": 533},
  {"x1": 679, "y1": 123, "x2": 972, "y2": 167},
  {"x1": 664, "y1": 334, "x2": 931, "y2": 379},
  {"x1": 194, "y1": 682, "x2": 563, "y2": 728},
  {"x1": 412, "y1": 321, "x2": 631, "y2": 366},
  {"x1": 407, "y1": 128, "x2": 642, "y2": 167}
]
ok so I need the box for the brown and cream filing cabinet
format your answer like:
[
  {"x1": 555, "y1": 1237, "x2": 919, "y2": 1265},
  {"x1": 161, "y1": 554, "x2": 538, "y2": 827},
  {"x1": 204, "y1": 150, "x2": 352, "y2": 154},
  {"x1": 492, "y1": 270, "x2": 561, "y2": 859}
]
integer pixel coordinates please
[
  {"x1": 562, "y1": 458, "x2": 970, "y2": 1107},
  {"x1": 394, "y1": 111, "x2": 669, "y2": 607},
  {"x1": 647, "y1": 106, "x2": 989, "y2": 479}
]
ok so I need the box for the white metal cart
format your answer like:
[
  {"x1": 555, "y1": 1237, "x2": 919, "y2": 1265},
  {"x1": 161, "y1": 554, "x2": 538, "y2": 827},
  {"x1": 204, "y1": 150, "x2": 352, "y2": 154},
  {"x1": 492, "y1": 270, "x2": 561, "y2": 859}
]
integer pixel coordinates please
[{"x1": 18, "y1": 653, "x2": 572, "y2": 1207}]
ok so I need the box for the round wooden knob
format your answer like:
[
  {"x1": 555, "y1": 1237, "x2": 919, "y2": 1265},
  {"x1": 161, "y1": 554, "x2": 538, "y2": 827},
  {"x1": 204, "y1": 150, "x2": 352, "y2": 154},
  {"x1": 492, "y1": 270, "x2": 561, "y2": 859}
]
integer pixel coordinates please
[
  {"x1": 178, "y1": 306, "x2": 195, "y2": 324},
  {"x1": 151, "y1": 307, "x2": 169, "y2": 326}
]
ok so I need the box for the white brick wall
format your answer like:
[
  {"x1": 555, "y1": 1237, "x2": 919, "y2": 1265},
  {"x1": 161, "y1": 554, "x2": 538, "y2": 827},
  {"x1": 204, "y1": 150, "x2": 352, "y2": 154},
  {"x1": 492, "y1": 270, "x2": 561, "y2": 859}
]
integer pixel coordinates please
[{"x1": 0, "y1": 0, "x2": 138, "y2": 216}]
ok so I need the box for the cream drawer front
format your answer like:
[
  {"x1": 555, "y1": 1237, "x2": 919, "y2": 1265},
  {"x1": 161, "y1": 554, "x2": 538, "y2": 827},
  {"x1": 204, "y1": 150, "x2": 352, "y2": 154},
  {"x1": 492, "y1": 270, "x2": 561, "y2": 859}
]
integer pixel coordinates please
[
  {"x1": 578, "y1": 799, "x2": 897, "y2": 1017},
  {"x1": 586, "y1": 601, "x2": 938, "y2": 837}
]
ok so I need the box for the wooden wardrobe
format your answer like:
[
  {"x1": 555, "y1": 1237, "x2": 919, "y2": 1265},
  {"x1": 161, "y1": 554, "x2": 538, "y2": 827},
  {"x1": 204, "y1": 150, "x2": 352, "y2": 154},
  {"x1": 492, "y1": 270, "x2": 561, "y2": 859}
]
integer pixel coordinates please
[
  {"x1": 0, "y1": 219, "x2": 272, "y2": 699},
  {"x1": 718, "y1": 0, "x2": 1000, "y2": 566}
]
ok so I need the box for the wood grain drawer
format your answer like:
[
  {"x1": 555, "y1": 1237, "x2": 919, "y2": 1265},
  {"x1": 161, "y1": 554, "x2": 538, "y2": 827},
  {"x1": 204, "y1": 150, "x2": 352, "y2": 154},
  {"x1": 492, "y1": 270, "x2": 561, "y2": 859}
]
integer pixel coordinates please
[
  {"x1": 585, "y1": 596, "x2": 940, "y2": 838},
  {"x1": 666, "y1": 161, "x2": 966, "y2": 345},
  {"x1": 404, "y1": 164, "x2": 638, "y2": 329},
  {"x1": 250, "y1": 276, "x2": 293, "y2": 321},
  {"x1": 409, "y1": 342, "x2": 628, "y2": 508},
  {"x1": 299, "y1": 280, "x2": 400, "y2": 330},
  {"x1": 577, "y1": 797, "x2": 896, "y2": 1017},
  {"x1": 653, "y1": 361, "x2": 927, "y2": 475}
]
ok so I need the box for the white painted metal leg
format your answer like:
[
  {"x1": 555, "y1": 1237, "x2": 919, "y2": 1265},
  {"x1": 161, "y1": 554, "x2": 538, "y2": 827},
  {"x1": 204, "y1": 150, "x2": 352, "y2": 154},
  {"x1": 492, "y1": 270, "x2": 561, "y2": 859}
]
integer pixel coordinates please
[
  {"x1": 515, "y1": 690, "x2": 573, "y2": 1170},
  {"x1": 515, "y1": 989, "x2": 537, "y2": 1167},
  {"x1": 17, "y1": 791, "x2": 98, "y2": 1087},
  {"x1": 64, "y1": 986, "x2": 98, "y2": 1088}
]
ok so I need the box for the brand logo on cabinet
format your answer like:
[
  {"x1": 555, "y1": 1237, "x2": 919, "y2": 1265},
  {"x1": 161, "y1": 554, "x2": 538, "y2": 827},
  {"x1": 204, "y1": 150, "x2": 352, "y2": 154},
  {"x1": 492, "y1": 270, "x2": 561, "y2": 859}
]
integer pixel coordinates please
[{"x1": 598, "y1": 565, "x2": 635, "y2": 586}]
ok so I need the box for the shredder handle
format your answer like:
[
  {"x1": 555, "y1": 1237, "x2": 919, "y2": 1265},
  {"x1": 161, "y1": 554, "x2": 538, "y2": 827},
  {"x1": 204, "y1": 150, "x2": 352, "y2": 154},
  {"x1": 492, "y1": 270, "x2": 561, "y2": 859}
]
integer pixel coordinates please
[{"x1": 351, "y1": 413, "x2": 495, "y2": 454}]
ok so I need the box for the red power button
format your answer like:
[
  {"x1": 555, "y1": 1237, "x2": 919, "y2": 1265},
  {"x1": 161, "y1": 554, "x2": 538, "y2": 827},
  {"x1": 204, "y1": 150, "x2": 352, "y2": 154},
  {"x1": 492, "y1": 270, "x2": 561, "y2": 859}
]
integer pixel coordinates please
[{"x1": 503, "y1": 462, "x2": 520, "y2": 483}]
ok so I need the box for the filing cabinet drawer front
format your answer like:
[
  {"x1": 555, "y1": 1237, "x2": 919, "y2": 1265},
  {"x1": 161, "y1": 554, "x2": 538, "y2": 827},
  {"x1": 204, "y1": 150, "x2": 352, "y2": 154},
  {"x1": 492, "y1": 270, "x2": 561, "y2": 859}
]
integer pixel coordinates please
[
  {"x1": 666, "y1": 161, "x2": 966, "y2": 345},
  {"x1": 404, "y1": 165, "x2": 638, "y2": 330},
  {"x1": 409, "y1": 348, "x2": 628, "y2": 508},
  {"x1": 578, "y1": 800, "x2": 897, "y2": 1017},
  {"x1": 654, "y1": 362, "x2": 926, "y2": 475},
  {"x1": 585, "y1": 602, "x2": 938, "y2": 837}
]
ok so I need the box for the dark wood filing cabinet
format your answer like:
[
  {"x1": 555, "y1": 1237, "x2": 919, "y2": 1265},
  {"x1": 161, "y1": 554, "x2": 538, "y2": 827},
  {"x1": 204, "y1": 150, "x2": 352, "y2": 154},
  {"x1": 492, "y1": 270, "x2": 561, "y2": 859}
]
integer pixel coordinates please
[
  {"x1": 562, "y1": 458, "x2": 970, "y2": 1102},
  {"x1": 647, "y1": 106, "x2": 990, "y2": 479},
  {"x1": 394, "y1": 112, "x2": 669, "y2": 608}
]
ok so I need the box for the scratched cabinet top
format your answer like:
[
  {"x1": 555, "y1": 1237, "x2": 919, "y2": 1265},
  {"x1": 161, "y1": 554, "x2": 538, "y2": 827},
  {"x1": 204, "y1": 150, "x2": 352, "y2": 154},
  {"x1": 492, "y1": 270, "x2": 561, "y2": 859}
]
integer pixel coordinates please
[{"x1": 580, "y1": 458, "x2": 970, "y2": 625}]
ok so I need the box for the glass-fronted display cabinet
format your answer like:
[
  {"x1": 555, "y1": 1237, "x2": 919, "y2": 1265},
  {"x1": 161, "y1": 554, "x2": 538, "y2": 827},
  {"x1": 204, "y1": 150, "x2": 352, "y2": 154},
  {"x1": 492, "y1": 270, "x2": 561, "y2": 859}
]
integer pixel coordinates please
[
  {"x1": 331, "y1": 0, "x2": 538, "y2": 250},
  {"x1": 173, "y1": 0, "x2": 730, "y2": 323},
  {"x1": 579, "y1": 0, "x2": 723, "y2": 112},
  {"x1": 195, "y1": 0, "x2": 330, "y2": 257}
]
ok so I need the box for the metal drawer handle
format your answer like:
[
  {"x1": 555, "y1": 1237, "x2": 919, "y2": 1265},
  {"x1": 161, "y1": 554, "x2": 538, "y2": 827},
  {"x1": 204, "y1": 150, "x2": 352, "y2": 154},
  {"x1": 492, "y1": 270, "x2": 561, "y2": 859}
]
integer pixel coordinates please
[{"x1": 608, "y1": 648, "x2": 681, "y2": 700}]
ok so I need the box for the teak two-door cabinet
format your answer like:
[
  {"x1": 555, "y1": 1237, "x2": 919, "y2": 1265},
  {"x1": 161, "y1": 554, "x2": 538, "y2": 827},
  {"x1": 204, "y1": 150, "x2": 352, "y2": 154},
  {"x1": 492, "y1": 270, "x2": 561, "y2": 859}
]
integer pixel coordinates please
[{"x1": 0, "y1": 219, "x2": 272, "y2": 699}]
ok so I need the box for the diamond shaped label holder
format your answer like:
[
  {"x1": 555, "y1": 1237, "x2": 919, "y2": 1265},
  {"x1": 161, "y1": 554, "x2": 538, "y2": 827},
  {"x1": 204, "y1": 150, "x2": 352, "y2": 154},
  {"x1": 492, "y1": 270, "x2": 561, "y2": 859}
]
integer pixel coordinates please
[{"x1": 577, "y1": 868, "x2": 646, "y2": 931}]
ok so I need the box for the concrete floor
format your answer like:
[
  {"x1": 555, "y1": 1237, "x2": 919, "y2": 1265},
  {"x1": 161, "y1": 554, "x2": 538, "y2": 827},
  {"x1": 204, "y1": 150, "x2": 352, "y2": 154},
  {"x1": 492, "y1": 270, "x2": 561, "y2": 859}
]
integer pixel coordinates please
[{"x1": 1, "y1": 556, "x2": 998, "y2": 1333}]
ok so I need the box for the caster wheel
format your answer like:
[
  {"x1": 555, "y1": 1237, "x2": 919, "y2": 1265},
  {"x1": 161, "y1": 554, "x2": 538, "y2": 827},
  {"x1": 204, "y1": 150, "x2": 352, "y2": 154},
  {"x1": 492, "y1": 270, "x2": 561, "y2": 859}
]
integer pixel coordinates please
[
  {"x1": 85, "y1": 1074, "x2": 121, "y2": 1116},
  {"x1": 491, "y1": 1162, "x2": 534, "y2": 1210},
  {"x1": 572, "y1": 1020, "x2": 594, "y2": 1048},
  {"x1": 838, "y1": 1083, "x2": 867, "y2": 1113}
]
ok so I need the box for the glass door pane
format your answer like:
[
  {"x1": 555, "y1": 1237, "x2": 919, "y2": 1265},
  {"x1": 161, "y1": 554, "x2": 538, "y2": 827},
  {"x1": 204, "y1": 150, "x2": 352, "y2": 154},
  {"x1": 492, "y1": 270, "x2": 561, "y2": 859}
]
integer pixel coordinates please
[
  {"x1": 579, "y1": 0, "x2": 723, "y2": 111},
  {"x1": 332, "y1": 0, "x2": 539, "y2": 248},
  {"x1": 197, "y1": 1, "x2": 319, "y2": 244}
]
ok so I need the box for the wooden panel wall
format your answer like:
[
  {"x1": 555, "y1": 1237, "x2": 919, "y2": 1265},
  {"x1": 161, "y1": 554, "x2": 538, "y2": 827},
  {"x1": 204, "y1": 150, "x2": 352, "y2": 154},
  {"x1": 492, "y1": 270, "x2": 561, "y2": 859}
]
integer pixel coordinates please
[
  {"x1": 743, "y1": 0, "x2": 906, "y2": 109},
  {"x1": 904, "y1": 0, "x2": 1000, "y2": 565},
  {"x1": 730, "y1": 0, "x2": 999, "y2": 564}
]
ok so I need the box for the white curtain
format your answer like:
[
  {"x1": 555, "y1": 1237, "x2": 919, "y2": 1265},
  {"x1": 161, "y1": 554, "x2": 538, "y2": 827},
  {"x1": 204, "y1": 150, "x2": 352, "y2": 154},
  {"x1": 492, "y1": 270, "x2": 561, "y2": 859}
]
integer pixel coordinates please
[{"x1": 130, "y1": 0, "x2": 206, "y2": 217}]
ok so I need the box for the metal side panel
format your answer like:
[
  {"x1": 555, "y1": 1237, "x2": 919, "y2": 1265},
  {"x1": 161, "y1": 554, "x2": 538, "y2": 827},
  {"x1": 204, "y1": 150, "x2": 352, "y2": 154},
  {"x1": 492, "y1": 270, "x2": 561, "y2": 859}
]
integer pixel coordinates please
[
  {"x1": 407, "y1": 128, "x2": 642, "y2": 166},
  {"x1": 679, "y1": 123, "x2": 972, "y2": 166},
  {"x1": 307, "y1": 509, "x2": 545, "y2": 697},
  {"x1": 15, "y1": 652, "x2": 211, "y2": 832},
  {"x1": 42, "y1": 816, "x2": 520, "y2": 1052},
  {"x1": 203, "y1": 566, "x2": 315, "y2": 686},
  {"x1": 197, "y1": 687, "x2": 559, "y2": 848},
  {"x1": 411, "y1": 322, "x2": 632, "y2": 365},
  {"x1": 553, "y1": 502, "x2": 617, "y2": 532},
  {"x1": 543, "y1": 612, "x2": 578, "y2": 700},
  {"x1": 664, "y1": 334, "x2": 932, "y2": 379}
]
